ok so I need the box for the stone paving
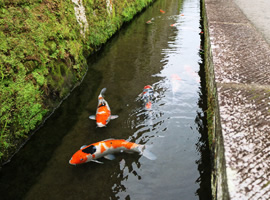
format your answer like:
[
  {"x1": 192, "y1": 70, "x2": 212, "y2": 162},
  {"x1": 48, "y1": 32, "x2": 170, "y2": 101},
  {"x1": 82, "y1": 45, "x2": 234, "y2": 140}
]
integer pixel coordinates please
[{"x1": 204, "y1": 0, "x2": 270, "y2": 199}]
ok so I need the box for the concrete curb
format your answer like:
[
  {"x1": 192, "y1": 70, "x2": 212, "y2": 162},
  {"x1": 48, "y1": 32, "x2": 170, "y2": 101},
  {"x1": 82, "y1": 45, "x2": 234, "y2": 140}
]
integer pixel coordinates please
[{"x1": 203, "y1": 0, "x2": 270, "y2": 199}]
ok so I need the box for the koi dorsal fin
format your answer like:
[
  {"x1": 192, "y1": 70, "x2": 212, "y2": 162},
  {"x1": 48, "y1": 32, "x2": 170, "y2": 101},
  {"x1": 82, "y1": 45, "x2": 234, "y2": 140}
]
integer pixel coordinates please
[{"x1": 102, "y1": 138, "x2": 116, "y2": 142}]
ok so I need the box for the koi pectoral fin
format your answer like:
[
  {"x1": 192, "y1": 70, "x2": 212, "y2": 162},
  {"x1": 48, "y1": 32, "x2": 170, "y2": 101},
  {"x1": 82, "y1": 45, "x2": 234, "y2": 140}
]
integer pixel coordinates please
[
  {"x1": 89, "y1": 115, "x2": 96, "y2": 120},
  {"x1": 91, "y1": 160, "x2": 103, "y2": 164},
  {"x1": 111, "y1": 115, "x2": 119, "y2": 120},
  {"x1": 104, "y1": 154, "x2": 116, "y2": 160}
]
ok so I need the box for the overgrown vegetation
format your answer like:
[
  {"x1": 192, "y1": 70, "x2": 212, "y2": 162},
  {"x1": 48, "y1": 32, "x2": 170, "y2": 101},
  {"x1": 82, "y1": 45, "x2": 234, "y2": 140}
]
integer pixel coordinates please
[{"x1": 0, "y1": 0, "x2": 153, "y2": 165}]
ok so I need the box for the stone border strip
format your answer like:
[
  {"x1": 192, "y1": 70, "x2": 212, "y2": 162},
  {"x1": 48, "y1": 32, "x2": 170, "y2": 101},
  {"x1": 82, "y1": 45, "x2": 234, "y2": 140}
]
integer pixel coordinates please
[{"x1": 203, "y1": 0, "x2": 270, "y2": 199}]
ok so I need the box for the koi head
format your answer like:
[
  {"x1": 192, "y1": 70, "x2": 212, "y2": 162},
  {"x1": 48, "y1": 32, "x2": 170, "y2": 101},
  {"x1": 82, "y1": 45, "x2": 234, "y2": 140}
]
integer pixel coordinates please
[
  {"x1": 69, "y1": 150, "x2": 88, "y2": 165},
  {"x1": 143, "y1": 85, "x2": 153, "y2": 95},
  {"x1": 144, "y1": 85, "x2": 152, "y2": 90},
  {"x1": 69, "y1": 145, "x2": 97, "y2": 165}
]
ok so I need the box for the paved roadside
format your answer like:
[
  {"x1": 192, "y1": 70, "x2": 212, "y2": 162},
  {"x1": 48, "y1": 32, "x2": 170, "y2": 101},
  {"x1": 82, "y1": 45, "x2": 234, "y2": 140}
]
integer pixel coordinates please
[
  {"x1": 204, "y1": 0, "x2": 270, "y2": 199},
  {"x1": 235, "y1": 0, "x2": 270, "y2": 45}
]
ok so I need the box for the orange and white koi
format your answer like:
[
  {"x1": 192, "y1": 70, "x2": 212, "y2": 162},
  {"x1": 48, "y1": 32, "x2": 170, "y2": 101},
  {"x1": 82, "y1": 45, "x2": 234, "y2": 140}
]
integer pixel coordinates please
[
  {"x1": 139, "y1": 85, "x2": 154, "y2": 109},
  {"x1": 69, "y1": 139, "x2": 156, "y2": 165},
  {"x1": 89, "y1": 88, "x2": 118, "y2": 127}
]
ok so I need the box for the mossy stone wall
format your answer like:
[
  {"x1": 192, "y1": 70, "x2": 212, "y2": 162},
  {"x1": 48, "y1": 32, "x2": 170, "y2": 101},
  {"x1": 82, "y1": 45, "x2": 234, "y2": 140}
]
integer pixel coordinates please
[{"x1": 0, "y1": 0, "x2": 154, "y2": 165}]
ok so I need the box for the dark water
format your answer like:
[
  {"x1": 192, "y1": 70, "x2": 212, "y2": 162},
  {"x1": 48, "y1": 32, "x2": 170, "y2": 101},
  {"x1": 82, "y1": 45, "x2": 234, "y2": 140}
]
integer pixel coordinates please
[{"x1": 0, "y1": 0, "x2": 211, "y2": 199}]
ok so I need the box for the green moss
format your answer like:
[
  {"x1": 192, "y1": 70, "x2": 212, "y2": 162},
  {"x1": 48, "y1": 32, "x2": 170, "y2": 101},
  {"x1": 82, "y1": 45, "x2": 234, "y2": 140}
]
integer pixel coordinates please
[
  {"x1": 0, "y1": 0, "x2": 154, "y2": 164},
  {"x1": 206, "y1": 95, "x2": 214, "y2": 147},
  {"x1": 202, "y1": 1, "x2": 215, "y2": 149},
  {"x1": 84, "y1": 0, "x2": 153, "y2": 48},
  {"x1": 0, "y1": 0, "x2": 83, "y2": 163}
]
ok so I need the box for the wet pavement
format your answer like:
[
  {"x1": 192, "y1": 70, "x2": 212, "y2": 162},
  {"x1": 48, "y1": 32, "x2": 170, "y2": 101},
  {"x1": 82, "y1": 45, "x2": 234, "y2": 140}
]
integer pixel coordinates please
[{"x1": 204, "y1": 0, "x2": 270, "y2": 199}]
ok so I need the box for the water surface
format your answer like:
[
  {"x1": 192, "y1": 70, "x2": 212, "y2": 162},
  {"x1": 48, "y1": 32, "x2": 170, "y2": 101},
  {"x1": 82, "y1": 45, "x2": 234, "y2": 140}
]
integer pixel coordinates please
[{"x1": 0, "y1": 0, "x2": 211, "y2": 199}]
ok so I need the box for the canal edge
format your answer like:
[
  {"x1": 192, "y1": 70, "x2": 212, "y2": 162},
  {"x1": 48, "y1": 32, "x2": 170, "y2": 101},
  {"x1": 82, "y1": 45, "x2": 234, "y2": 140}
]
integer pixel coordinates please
[
  {"x1": 202, "y1": 0, "x2": 270, "y2": 199},
  {"x1": 202, "y1": 0, "x2": 229, "y2": 199}
]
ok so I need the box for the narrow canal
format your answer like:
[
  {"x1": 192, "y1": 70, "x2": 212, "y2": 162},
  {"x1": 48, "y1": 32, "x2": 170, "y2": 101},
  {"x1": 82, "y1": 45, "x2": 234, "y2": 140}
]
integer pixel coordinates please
[{"x1": 0, "y1": 0, "x2": 211, "y2": 199}]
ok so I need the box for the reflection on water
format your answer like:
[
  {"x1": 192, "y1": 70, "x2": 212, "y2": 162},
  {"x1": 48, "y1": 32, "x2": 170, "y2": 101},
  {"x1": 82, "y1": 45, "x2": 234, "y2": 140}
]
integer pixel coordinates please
[{"x1": 0, "y1": 0, "x2": 211, "y2": 199}]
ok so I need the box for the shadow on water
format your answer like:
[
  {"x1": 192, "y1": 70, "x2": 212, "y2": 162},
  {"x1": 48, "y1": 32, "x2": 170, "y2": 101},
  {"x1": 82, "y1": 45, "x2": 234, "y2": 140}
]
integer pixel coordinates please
[
  {"x1": 0, "y1": 0, "x2": 212, "y2": 199},
  {"x1": 195, "y1": 15, "x2": 212, "y2": 199}
]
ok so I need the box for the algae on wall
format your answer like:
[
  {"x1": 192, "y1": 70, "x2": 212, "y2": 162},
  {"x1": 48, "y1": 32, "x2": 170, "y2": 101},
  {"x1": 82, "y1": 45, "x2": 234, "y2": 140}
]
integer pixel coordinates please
[
  {"x1": 0, "y1": 0, "x2": 154, "y2": 165},
  {"x1": 202, "y1": 0, "x2": 229, "y2": 199}
]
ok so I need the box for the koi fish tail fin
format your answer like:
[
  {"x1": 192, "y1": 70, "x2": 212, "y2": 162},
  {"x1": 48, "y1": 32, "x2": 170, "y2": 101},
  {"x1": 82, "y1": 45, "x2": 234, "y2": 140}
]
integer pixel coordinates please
[
  {"x1": 138, "y1": 145, "x2": 157, "y2": 160},
  {"x1": 100, "y1": 88, "x2": 107, "y2": 97}
]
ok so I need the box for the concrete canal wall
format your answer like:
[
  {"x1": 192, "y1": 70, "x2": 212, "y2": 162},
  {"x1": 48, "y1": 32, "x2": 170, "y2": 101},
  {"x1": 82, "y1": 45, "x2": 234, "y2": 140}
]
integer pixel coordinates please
[
  {"x1": 0, "y1": 0, "x2": 154, "y2": 165},
  {"x1": 203, "y1": 0, "x2": 270, "y2": 199}
]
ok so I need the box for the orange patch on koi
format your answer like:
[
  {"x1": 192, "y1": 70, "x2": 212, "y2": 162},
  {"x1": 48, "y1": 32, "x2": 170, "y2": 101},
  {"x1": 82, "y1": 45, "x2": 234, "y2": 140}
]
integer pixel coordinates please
[
  {"x1": 100, "y1": 143, "x2": 106, "y2": 153},
  {"x1": 160, "y1": 9, "x2": 165, "y2": 14}
]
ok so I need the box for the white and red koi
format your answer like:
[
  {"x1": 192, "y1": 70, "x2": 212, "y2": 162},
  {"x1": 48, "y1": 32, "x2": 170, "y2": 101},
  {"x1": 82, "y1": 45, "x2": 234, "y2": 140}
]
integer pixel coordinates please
[
  {"x1": 69, "y1": 139, "x2": 156, "y2": 165},
  {"x1": 89, "y1": 88, "x2": 118, "y2": 127},
  {"x1": 139, "y1": 85, "x2": 154, "y2": 109}
]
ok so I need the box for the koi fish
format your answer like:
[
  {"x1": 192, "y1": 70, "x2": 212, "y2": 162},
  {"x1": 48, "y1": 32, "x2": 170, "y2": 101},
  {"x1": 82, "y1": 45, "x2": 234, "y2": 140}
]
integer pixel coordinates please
[
  {"x1": 146, "y1": 20, "x2": 152, "y2": 24},
  {"x1": 184, "y1": 65, "x2": 200, "y2": 83},
  {"x1": 69, "y1": 139, "x2": 156, "y2": 165},
  {"x1": 171, "y1": 74, "x2": 181, "y2": 93},
  {"x1": 89, "y1": 88, "x2": 118, "y2": 127},
  {"x1": 139, "y1": 85, "x2": 154, "y2": 109},
  {"x1": 160, "y1": 9, "x2": 165, "y2": 14}
]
